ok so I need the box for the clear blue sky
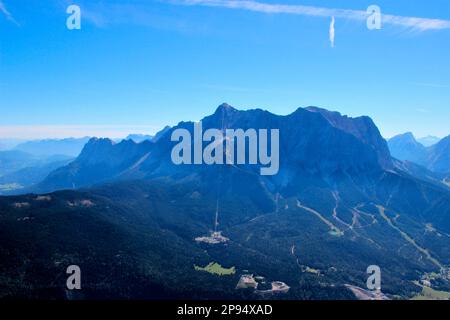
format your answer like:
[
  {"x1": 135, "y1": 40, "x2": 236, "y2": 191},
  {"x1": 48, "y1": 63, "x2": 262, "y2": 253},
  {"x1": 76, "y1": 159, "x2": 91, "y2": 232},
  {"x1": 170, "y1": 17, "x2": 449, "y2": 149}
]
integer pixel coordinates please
[{"x1": 1, "y1": 0, "x2": 450, "y2": 139}]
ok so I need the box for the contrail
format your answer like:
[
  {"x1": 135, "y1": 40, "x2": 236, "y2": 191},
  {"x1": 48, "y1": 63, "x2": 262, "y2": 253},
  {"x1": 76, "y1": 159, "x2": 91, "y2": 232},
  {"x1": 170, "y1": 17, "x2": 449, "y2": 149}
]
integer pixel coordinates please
[
  {"x1": 0, "y1": 0, "x2": 19, "y2": 26},
  {"x1": 170, "y1": 0, "x2": 450, "y2": 31},
  {"x1": 329, "y1": 16, "x2": 335, "y2": 48}
]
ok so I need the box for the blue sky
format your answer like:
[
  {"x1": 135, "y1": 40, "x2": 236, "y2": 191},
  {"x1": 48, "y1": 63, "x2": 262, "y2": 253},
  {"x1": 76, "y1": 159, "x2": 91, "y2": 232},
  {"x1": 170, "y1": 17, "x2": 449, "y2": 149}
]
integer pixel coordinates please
[{"x1": 1, "y1": 0, "x2": 450, "y2": 139}]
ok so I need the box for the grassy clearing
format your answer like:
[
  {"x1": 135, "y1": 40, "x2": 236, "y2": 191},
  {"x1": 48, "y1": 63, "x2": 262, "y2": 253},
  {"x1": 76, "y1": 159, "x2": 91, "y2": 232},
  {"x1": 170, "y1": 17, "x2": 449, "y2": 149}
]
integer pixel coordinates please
[
  {"x1": 194, "y1": 262, "x2": 236, "y2": 276},
  {"x1": 305, "y1": 267, "x2": 320, "y2": 275},
  {"x1": 411, "y1": 285, "x2": 450, "y2": 300}
]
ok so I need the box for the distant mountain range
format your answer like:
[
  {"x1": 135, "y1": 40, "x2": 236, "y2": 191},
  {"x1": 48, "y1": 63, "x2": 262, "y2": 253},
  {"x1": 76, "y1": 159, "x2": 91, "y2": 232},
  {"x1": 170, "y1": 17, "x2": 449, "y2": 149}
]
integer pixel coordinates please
[
  {"x1": 388, "y1": 133, "x2": 429, "y2": 165},
  {"x1": 388, "y1": 133, "x2": 450, "y2": 174},
  {"x1": 0, "y1": 136, "x2": 152, "y2": 193},
  {"x1": 0, "y1": 104, "x2": 449, "y2": 300},
  {"x1": 125, "y1": 134, "x2": 153, "y2": 143},
  {"x1": 417, "y1": 136, "x2": 441, "y2": 147},
  {"x1": 0, "y1": 137, "x2": 87, "y2": 194},
  {"x1": 0, "y1": 150, "x2": 73, "y2": 195},
  {"x1": 0, "y1": 150, "x2": 41, "y2": 177},
  {"x1": 14, "y1": 137, "x2": 91, "y2": 157},
  {"x1": 0, "y1": 139, "x2": 25, "y2": 151},
  {"x1": 0, "y1": 157, "x2": 73, "y2": 194}
]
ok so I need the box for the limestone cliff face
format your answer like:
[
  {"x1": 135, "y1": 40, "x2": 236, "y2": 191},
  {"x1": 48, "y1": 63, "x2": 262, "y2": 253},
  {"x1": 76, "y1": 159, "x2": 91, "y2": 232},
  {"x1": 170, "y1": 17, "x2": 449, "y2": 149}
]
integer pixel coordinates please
[{"x1": 36, "y1": 103, "x2": 395, "y2": 191}]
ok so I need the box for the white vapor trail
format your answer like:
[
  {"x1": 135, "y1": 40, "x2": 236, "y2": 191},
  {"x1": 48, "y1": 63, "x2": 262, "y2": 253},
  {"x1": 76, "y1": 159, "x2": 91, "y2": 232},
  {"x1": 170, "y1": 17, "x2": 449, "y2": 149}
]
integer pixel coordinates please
[
  {"x1": 171, "y1": 0, "x2": 450, "y2": 31},
  {"x1": 0, "y1": 0, "x2": 18, "y2": 25},
  {"x1": 329, "y1": 16, "x2": 335, "y2": 48}
]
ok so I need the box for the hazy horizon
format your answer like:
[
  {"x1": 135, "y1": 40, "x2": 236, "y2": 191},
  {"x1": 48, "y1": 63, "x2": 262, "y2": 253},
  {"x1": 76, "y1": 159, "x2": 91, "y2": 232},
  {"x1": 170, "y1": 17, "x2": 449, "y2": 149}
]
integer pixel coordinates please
[
  {"x1": 0, "y1": 104, "x2": 448, "y2": 140},
  {"x1": 0, "y1": 109, "x2": 448, "y2": 141}
]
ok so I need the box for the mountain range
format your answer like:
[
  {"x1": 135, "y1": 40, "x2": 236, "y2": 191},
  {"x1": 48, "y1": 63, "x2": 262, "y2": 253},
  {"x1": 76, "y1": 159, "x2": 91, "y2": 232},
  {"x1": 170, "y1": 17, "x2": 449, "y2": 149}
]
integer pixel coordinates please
[
  {"x1": 388, "y1": 133, "x2": 450, "y2": 174},
  {"x1": 0, "y1": 104, "x2": 449, "y2": 300},
  {"x1": 0, "y1": 149, "x2": 74, "y2": 195},
  {"x1": 125, "y1": 134, "x2": 154, "y2": 143},
  {"x1": 417, "y1": 136, "x2": 441, "y2": 147},
  {"x1": 0, "y1": 146, "x2": 74, "y2": 195},
  {"x1": 34, "y1": 104, "x2": 395, "y2": 193},
  {"x1": 14, "y1": 137, "x2": 91, "y2": 158},
  {"x1": 0, "y1": 156, "x2": 73, "y2": 195}
]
